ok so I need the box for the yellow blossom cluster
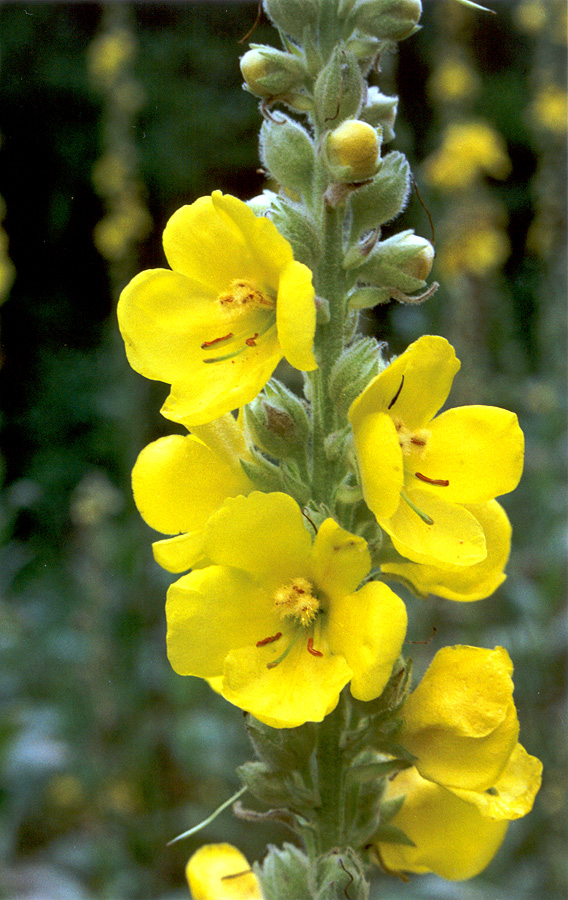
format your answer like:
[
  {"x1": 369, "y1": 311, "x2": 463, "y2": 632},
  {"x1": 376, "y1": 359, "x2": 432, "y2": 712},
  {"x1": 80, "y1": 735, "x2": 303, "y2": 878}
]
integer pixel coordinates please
[{"x1": 423, "y1": 121, "x2": 511, "y2": 192}]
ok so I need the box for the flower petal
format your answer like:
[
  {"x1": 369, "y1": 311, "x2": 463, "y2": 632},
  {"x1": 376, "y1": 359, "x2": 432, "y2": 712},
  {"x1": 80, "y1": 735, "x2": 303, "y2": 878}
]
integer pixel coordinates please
[
  {"x1": 276, "y1": 260, "x2": 317, "y2": 371},
  {"x1": 132, "y1": 434, "x2": 251, "y2": 535},
  {"x1": 349, "y1": 336, "x2": 460, "y2": 432},
  {"x1": 417, "y1": 405, "x2": 524, "y2": 502},
  {"x1": 351, "y1": 411, "x2": 403, "y2": 520},
  {"x1": 186, "y1": 843, "x2": 263, "y2": 900},
  {"x1": 382, "y1": 500, "x2": 511, "y2": 601},
  {"x1": 327, "y1": 581, "x2": 407, "y2": 701},
  {"x1": 166, "y1": 567, "x2": 278, "y2": 678},
  {"x1": 221, "y1": 633, "x2": 352, "y2": 727},
  {"x1": 377, "y1": 767, "x2": 508, "y2": 881},
  {"x1": 385, "y1": 489, "x2": 487, "y2": 566},
  {"x1": 163, "y1": 192, "x2": 292, "y2": 296},
  {"x1": 308, "y1": 518, "x2": 371, "y2": 599},
  {"x1": 152, "y1": 532, "x2": 206, "y2": 573},
  {"x1": 202, "y1": 492, "x2": 312, "y2": 580},
  {"x1": 451, "y1": 743, "x2": 543, "y2": 820},
  {"x1": 401, "y1": 646, "x2": 520, "y2": 791}
]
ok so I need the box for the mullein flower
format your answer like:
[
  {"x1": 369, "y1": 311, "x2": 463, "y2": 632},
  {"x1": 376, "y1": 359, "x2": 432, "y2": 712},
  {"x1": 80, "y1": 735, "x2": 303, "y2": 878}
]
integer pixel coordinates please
[
  {"x1": 186, "y1": 843, "x2": 263, "y2": 899},
  {"x1": 132, "y1": 415, "x2": 253, "y2": 573},
  {"x1": 374, "y1": 646, "x2": 542, "y2": 880},
  {"x1": 166, "y1": 491, "x2": 407, "y2": 728},
  {"x1": 348, "y1": 335, "x2": 524, "y2": 568},
  {"x1": 118, "y1": 191, "x2": 317, "y2": 428},
  {"x1": 381, "y1": 499, "x2": 512, "y2": 601}
]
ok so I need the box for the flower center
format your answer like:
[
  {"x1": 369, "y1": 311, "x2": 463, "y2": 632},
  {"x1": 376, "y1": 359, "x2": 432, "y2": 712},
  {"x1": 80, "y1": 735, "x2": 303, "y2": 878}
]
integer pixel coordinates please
[
  {"x1": 392, "y1": 416, "x2": 430, "y2": 457},
  {"x1": 273, "y1": 577, "x2": 320, "y2": 627},
  {"x1": 217, "y1": 279, "x2": 275, "y2": 317}
]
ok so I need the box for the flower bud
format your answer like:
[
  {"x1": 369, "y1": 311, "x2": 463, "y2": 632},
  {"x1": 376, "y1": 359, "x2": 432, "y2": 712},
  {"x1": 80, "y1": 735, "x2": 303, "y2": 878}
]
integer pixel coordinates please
[
  {"x1": 313, "y1": 47, "x2": 364, "y2": 128},
  {"x1": 347, "y1": 0, "x2": 422, "y2": 42},
  {"x1": 344, "y1": 230, "x2": 435, "y2": 304},
  {"x1": 325, "y1": 119, "x2": 381, "y2": 183},
  {"x1": 260, "y1": 116, "x2": 315, "y2": 199},
  {"x1": 243, "y1": 381, "x2": 310, "y2": 459},
  {"x1": 262, "y1": 0, "x2": 319, "y2": 43},
  {"x1": 240, "y1": 46, "x2": 305, "y2": 99},
  {"x1": 360, "y1": 86, "x2": 398, "y2": 142},
  {"x1": 329, "y1": 337, "x2": 381, "y2": 418}
]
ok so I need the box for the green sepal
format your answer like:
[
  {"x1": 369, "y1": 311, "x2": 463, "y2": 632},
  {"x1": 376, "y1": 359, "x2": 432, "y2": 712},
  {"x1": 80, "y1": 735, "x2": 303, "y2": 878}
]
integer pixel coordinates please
[
  {"x1": 329, "y1": 336, "x2": 381, "y2": 418},
  {"x1": 239, "y1": 453, "x2": 286, "y2": 493},
  {"x1": 348, "y1": 151, "x2": 410, "y2": 242},
  {"x1": 373, "y1": 821, "x2": 416, "y2": 846},
  {"x1": 245, "y1": 715, "x2": 317, "y2": 771},
  {"x1": 345, "y1": 0, "x2": 422, "y2": 43},
  {"x1": 346, "y1": 757, "x2": 411, "y2": 785},
  {"x1": 262, "y1": 0, "x2": 319, "y2": 43},
  {"x1": 255, "y1": 843, "x2": 311, "y2": 900},
  {"x1": 314, "y1": 848, "x2": 369, "y2": 900},
  {"x1": 313, "y1": 46, "x2": 364, "y2": 128},
  {"x1": 360, "y1": 86, "x2": 398, "y2": 142},
  {"x1": 268, "y1": 198, "x2": 320, "y2": 269},
  {"x1": 378, "y1": 792, "x2": 406, "y2": 823},
  {"x1": 238, "y1": 760, "x2": 319, "y2": 809},
  {"x1": 260, "y1": 116, "x2": 315, "y2": 202}
]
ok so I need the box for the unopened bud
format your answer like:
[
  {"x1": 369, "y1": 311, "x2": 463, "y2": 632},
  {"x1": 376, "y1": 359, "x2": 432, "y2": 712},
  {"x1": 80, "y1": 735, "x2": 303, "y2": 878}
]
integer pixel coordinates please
[
  {"x1": 345, "y1": 230, "x2": 435, "y2": 305},
  {"x1": 360, "y1": 87, "x2": 399, "y2": 142},
  {"x1": 313, "y1": 47, "x2": 364, "y2": 128},
  {"x1": 326, "y1": 119, "x2": 381, "y2": 183},
  {"x1": 243, "y1": 381, "x2": 310, "y2": 459},
  {"x1": 262, "y1": 0, "x2": 319, "y2": 43},
  {"x1": 329, "y1": 337, "x2": 381, "y2": 418},
  {"x1": 240, "y1": 46, "x2": 305, "y2": 99},
  {"x1": 346, "y1": 0, "x2": 422, "y2": 43}
]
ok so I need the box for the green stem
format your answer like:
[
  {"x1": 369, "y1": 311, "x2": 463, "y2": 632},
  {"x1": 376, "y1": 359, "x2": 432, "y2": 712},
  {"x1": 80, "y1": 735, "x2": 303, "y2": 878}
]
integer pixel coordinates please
[{"x1": 313, "y1": 693, "x2": 347, "y2": 853}]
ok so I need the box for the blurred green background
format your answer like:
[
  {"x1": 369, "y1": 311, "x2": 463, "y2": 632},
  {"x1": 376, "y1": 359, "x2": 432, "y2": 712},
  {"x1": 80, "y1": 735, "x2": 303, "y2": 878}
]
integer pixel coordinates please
[{"x1": 0, "y1": 2, "x2": 565, "y2": 898}]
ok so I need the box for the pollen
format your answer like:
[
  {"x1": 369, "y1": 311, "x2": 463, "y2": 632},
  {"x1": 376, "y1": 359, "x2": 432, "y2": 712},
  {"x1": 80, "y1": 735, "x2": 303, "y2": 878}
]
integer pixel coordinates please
[
  {"x1": 217, "y1": 279, "x2": 274, "y2": 316},
  {"x1": 273, "y1": 577, "x2": 320, "y2": 627},
  {"x1": 393, "y1": 416, "x2": 430, "y2": 456}
]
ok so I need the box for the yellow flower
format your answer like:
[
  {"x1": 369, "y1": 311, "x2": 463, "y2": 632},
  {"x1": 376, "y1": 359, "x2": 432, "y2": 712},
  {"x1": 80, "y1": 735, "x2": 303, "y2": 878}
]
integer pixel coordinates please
[
  {"x1": 423, "y1": 121, "x2": 511, "y2": 191},
  {"x1": 187, "y1": 844, "x2": 263, "y2": 900},
  {"x1": 374, "y1": 646, "x2": 542, "y2": 880},
  {"x1": 166, "y1": 491, "x2": 407, "y2": 728},
  {"x1": 132, "y1": 415, "x2": 253, "y2": 573},
  {"x1": 428, "y1": 58, "x2": 480, "y2": 103},
  {"x1": 529, "y1": 85, "x2": 568, "y2": 135},
  {"x1": 118, "y1": 191, "x2": 317, "y2": 427},
  {"x1": 348, "y1": 335, "x2": 524, "y2": 567},
  {"x1": 376, "y1": 767, "x2": 509, "y2": 880},
  {"x1": 381, "y1": 500, "x2": 512, "y2": 601}
]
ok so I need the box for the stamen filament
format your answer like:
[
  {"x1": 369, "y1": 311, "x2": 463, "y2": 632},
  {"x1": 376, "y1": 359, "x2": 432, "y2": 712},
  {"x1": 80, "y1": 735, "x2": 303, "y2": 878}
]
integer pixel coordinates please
[
  {"x1": 401, "y1": 489, "x2": 434, "y2": 526},
  {"x1": 201, "y1": 333, "x2": 234, "y2": 349},
  {"x1": 266, "y1": 631, "x2": 301, "y2": 669}
]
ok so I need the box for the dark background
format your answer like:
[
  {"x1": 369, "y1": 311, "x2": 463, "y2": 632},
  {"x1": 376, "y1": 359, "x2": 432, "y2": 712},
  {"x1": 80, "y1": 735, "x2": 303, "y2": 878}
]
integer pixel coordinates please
[{"x1": 0, "y1": 2, "x2": 565, "y2": 898}]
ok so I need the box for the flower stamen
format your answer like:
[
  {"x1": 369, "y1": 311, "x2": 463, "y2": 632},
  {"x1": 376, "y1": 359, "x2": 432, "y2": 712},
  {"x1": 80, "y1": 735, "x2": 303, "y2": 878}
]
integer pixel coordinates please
[
  {"x1": 200, "y1": 333, "x2": 234, "y2": 349},
  {"x1": 274, "y1": 577, "x2": 320, "y2": 627},
  {"x1": 307, "y1": 637, "x2": 323, "y2": 657},
  {"x1": 256, "y1": 632, "x2": 282, "y2": 647},
  {"x1": 415, "y1": 472, "x2": 450, "y2": 486},
  {"x1": 266, "y1": 631, "x2": 301, "y2": 669}
]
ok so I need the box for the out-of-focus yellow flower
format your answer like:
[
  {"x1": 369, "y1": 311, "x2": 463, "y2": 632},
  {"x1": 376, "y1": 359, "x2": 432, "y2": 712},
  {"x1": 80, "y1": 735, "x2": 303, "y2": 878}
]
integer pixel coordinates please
[
  {"x1": 375, "y1": 646, "x2": 542, "y2": 880},
  {"x1": 437, "y1": 222, "x2": 510, "y2": 277},
  {"x1": 381, "y1": 500, "x2": 512, "y2": 601},
  {"x1": 132, "y1": 414, "x2": 253, "y2": 573},
  {"x1": 187, "y1": 844, "x2": 263, "y2": 900},
  {"x1": 529, "y1": 85, "x2": 568, "y2": 135},
  {"x1": 118, "y1": 192, "x2": 317, "y2": 427},
  {"x1": 514, "y1": 0, "x2": 547, "y2": 34},
  {"x1": 428, "y1": 57, "x2": 480, "y2": 103},
  {"x1": 348, "y1": 335, "x2": 524, "y2": 568},
  {"x1": 423, "y1": 121, "x2": 511, "y2": 191},
  {"x1": 166, "y1": 491, "x2": 407, "y2": 727},
  {"x1": 87, "y1": 28, "x2": 136, "y2": 86}
]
